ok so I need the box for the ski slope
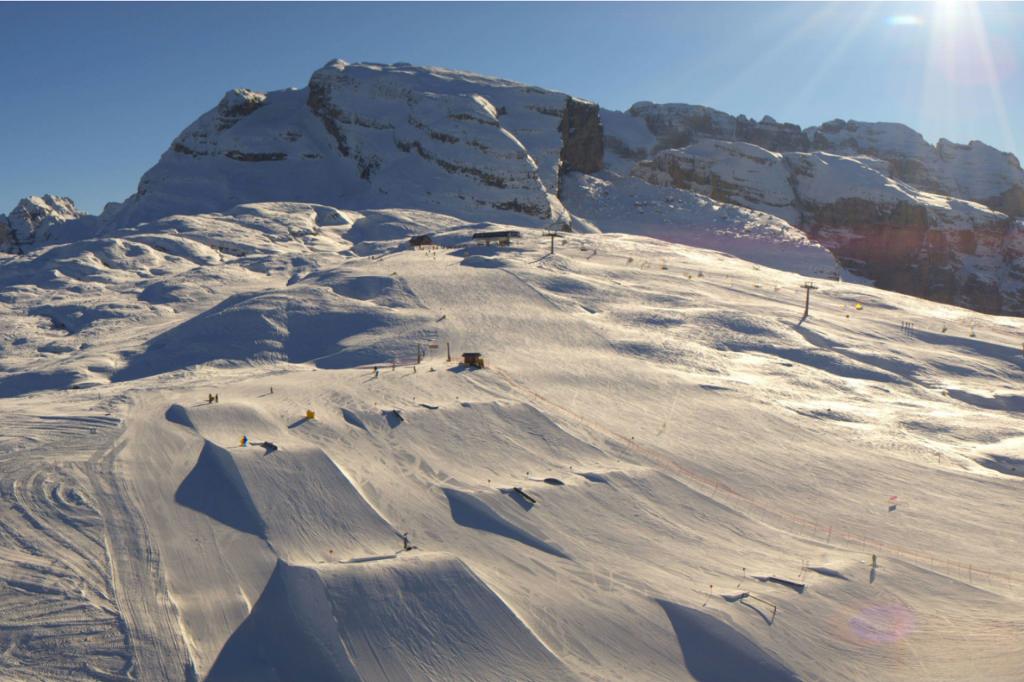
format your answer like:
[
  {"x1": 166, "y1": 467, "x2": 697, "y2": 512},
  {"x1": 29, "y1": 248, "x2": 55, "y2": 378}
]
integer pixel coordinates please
[{"x1": 0, "y1": 204, "x2": 1022, "y2": 681}]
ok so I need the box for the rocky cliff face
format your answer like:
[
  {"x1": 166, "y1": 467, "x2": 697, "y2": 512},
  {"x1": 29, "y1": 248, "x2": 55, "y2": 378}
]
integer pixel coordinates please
[
  {"x1": 557, "y1": 97, "x2": 604, "y2": 194},
  {"x1": 1, "y1": 195, "x2": 84, "y2": 253},
  {"x1": 808, "y1": 119, "x2": 1024, "y2": 217},
  {"x1": 633, "y1": 141, "x2": 1024, "y2": 313},
  {"x1": 788, "y1": 151, "x2": 1021, "y2": 313},
  {"x1": 106, "y1": 61, "x2": 607, "y2": 228},
  {"x1": 632, "y1": 140, "x2": 800, "y2": 224},
  {"x1": 626, "y1": 103, "x2": 1024, "y2": 218},
  {"x1": 629, "y1": 102, "x2": 811, "y2": 153}
]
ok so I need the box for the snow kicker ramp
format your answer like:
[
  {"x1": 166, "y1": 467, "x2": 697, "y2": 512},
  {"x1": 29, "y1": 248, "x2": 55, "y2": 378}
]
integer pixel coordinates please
[
  {"x1": 207, "y1": 554, "x2": 571, "y2": 682},
  {"x1": 175, "y1": 440, "x2": 397, "y2": 563},
  {"x1": 442, "y1": 487, "x2": 571, "y2": 559},
  {"x1": 165, "y1": 402, "x2": 290, "y2": 446},
  {"x1": 657, "y1": 600, "x2": 798, "y2": 682}
]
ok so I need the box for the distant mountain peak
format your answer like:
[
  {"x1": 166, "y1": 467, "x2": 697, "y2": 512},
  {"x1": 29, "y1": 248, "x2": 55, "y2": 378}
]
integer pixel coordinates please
[
  {"x1": 627, "y1": 101, "x2": 1024, "y2": 216},
  {"x1": 1, "y1": 195, "x2": 84, "y2": 253}
]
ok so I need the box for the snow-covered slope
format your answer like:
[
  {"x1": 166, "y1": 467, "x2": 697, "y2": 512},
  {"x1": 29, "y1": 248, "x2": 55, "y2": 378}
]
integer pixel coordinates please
[
  {"x1": 560, "y1": 170, "x2": 838, "y2": 278},
  {"x1": 1, "y1": 203, "x2": 1021, "y2": 681},
  {"x1": 104, "y1": 61, "x2": 605, "y2": 229},
  {"x1": 601, "y1": 107, "x2": 658, "y2": 174}
]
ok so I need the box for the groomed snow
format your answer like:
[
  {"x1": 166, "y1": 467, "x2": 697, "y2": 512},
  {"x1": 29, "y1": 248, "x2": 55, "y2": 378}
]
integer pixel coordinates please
[{"x1": 1, "y1": 202, "x2": 1022, "y2": 681}]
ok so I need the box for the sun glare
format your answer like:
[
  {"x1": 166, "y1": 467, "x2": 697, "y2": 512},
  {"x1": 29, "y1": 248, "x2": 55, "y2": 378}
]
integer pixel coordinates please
[{"x1": 919, "y1": 0, "x2": 1017, "y2": 152}]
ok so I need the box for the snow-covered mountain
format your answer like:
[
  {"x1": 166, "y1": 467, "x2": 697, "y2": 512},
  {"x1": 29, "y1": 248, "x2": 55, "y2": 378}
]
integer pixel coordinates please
[
  {"x1": 610, "y1": 99, "x2": 1024, "y2": 314},
  {"x1": 560, "y1": 170, "x2": 838, "y2": 277},
  {"x1": 627, "y1": 102, "x2": 1024, "y2": 217},
  {"x1": 618, "y1": 103, "x2": 1024, "y2": 315},
  {"x1": 808, "y1": 119, "x2": 1024, "y2": 215},
  {"x1": 10, "y1": 59, "x2": 1004, "y2": 315},
  {"x1": 103, "y1": 60, "x2": 605, "y2": 229},
  {"x1": 84, "y1": 59, "x2": 841, "y2": 281}
]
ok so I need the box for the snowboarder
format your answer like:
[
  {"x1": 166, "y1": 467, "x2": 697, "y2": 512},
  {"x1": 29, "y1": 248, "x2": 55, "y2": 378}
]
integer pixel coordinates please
[
  {"x1": 241, "y1": 435, "x2": 248, "y2": 447},
  {"x1": 374, "y1": 366, "x2": 380, "y2": 378},
  {"x1": 402, "y1": 532, "x2": 410, "y2": 551},
  {"x1": 208, "y1": 394, "x2": 215, "y2": 404},
  {"x1": 215, "y1": 393, "x2": 219, "y2": 404}
]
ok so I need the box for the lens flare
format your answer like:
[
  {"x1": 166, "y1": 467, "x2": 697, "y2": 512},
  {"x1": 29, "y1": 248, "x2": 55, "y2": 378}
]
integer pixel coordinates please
[
  {"x1": 843, "y1": 602, "x2": 917, "y2": 645},
  {"x1": 887, "y1": 15, "x2": 923, "y2": 26}
]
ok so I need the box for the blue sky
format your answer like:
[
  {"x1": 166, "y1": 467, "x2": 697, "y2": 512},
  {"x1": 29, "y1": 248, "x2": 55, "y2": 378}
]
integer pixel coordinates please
[{"x1": 2, "y1": 1, "x2": 1022, "y2": 214}]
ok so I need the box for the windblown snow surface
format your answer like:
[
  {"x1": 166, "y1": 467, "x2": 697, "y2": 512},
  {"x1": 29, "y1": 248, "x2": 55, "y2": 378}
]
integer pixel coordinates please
[{"x1": 0, "y1": 201, "x2": 1022, "y2": 681}]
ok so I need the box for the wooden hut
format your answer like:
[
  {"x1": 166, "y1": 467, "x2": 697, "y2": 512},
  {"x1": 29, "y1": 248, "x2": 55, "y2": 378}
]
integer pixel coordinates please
[{"x1": 461, "y1": 352, "x2": 485, "y2": 369}]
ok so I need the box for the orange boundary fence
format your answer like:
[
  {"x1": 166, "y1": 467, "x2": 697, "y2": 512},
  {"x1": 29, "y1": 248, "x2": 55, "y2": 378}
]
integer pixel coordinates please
[{"x1": 491, "y1": 367, "x2": 1019, "y2": 592}]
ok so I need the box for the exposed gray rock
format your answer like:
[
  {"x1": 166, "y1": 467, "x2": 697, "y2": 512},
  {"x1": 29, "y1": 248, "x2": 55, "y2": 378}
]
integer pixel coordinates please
[
  {"x1": 558, "y1": 97, "x2": 604, "y2": 195},
  {"x1": 559, "y1": 97, "x2": 604, "y2": 174},
  {"x1": 627, "y1": 104, "x2": 1024, "y2": 218},
  {"x1": 635, "y1": 140, "x2": 1024, "y2": 314},
  {"x1": 1, "y1": 195, "x2": 84, "y2": 253},
  {"x1": 628, "y1": 102, "x2": 810, "y2": 153},
  {"x1": 806, "y1": 121, "x2": 1024, "y2": 216}
]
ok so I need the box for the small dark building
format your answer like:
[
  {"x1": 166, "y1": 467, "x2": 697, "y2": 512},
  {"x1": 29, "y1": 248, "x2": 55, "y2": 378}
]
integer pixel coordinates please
[
  {"x1": 461, "y1": 352, "x2": 485, "y2": 369},
  {"x1": 472, "y1": 230, "x2": 521, "y2": 246},
  {"x1": 409, "y1": 234, "x2": 434, "y2": 247}
]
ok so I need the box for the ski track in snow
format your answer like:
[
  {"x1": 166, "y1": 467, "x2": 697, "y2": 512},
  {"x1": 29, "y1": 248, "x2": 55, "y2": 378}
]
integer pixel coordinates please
[{"x1": 0, "y1": 412, "x2": 135, "y2": 681}]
